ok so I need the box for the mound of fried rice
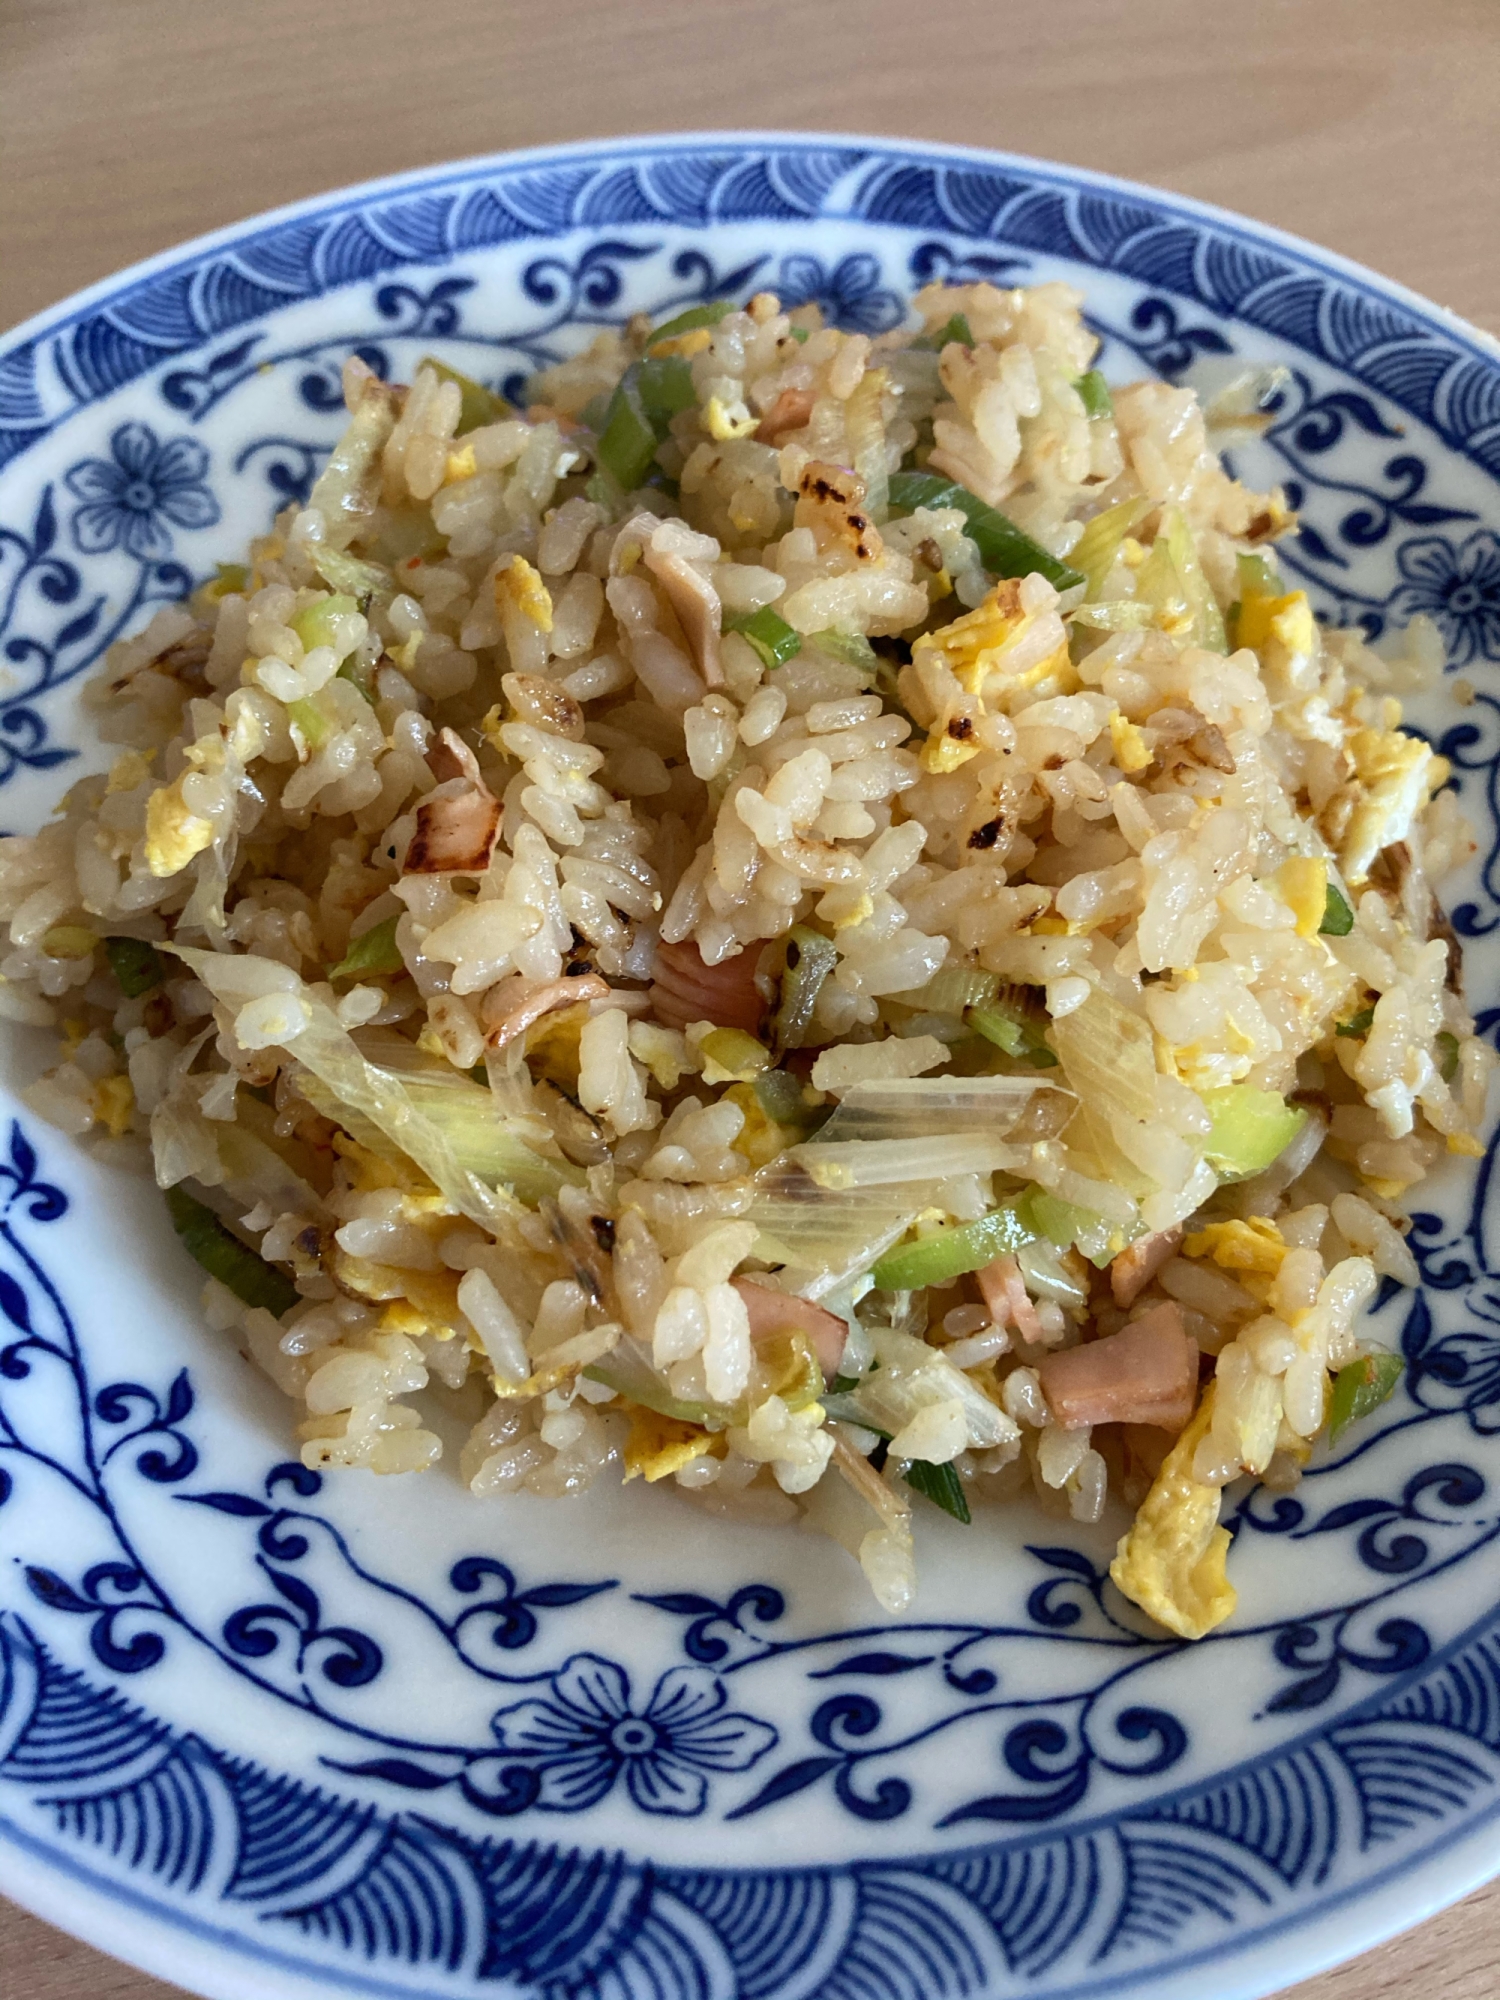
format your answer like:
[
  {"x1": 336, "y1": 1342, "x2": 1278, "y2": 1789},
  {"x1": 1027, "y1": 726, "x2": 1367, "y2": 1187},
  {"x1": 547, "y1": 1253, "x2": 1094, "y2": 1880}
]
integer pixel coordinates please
[{"x1": 2, "y1": 279, "x2": 1491, "y2": 1638}]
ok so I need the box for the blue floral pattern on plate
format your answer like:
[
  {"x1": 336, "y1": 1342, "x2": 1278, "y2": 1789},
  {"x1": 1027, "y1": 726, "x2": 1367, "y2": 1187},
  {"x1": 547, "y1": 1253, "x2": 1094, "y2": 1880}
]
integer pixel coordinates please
[{"x1": 1, "y1": 134, "x2": 1500, "y2": 2000}]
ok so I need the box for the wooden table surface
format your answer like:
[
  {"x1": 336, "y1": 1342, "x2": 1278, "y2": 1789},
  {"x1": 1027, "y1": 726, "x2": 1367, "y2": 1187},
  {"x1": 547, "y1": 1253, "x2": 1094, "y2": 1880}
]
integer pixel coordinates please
[{"x1": 1, "y1": 0, "x2": 1497, "y2": 1995}]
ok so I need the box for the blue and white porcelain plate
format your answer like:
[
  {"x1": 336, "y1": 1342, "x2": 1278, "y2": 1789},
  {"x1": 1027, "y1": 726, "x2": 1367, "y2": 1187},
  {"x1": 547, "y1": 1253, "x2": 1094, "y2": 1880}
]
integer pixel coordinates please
[{"x1": 2, "y1": 133, "x2": 1500, "y2": 2000}]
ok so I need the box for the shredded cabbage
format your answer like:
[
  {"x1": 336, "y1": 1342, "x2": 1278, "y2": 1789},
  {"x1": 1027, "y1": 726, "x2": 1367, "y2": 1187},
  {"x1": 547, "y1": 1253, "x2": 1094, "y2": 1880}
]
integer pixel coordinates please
[{"x1": 171, "y1": 949, "x2": 575, "y2": 1221}]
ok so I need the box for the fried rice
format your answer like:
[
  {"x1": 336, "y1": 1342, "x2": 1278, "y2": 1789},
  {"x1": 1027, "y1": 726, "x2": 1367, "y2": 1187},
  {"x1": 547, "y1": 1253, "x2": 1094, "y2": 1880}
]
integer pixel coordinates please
[{"x1": 2, "y1": 278, "x2": 1490, "y2": 1640}]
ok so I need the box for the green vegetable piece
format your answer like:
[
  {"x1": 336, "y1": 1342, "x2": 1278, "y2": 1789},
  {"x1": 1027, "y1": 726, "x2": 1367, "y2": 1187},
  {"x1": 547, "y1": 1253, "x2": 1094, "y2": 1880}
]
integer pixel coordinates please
[
  {"x1": 1015, "y1": 1186, "x2": 1118, "y2": 1268},
  {"x1": 1161, "y1": 506, "x2": 1228, "y2": 652},
  {"x1": 1437, "y1": 1030, "x2": 1460, "y2": 1082},
  {"x1": 648, "y1": 300, "x2": 734, "y2": 345},
  {"x1": 1201, "y1": 1085, "x2": 1309, "y2": 1181},
  {"x1": 637, "y1": 354, "x2": 697, "y2": 424},
  {"x1": 166, "y1": 1186, "x2": 299, "y2": 1317},
  {"x1": 418, "y1": 355, "x2": 512, "y2": 434},
  {"x1": 1320, "y1": 883, "x2": 1355, "y2": 936},
  {"x1": 595, "y1": 371, "x2": 660, "y2": 491},
  {"x1": 313, "y1": 545, "x2": 391, "y2": 608},
  {"x1": 1074, "y1": 369, "x2": 1113, "y2": 419},
  {"x1": 594, "y1": 358, "x2": 696, "y2": 491},
  {"x1": 904, "y1": 1457, "x2": 972, "y2": 1523},
  {"x1": 1336, "y1": 1006, "x2": 1376, "y2": 1039},
  {"x1": 286, "y1": 697, "x2": 332, "y2": 749},
  {"x1": 886, "y1": 471, "x2": 1084, "y2": 593},
  {"x1": 1327, "y1": 1350, "x2": 1405, "y2": 1447},
  {"x1": 106, "y1": 936, "x2": 165, "y2": 999},
  {"x1": 788, "y1": 325, "x2": 811, "y2": 345},
  {"x1": 699, "y1": 1027, "x2": 771, "y2": 1082},
  {"x1": 327, "y1": 914, "x2": 404, "y2": 982},
  {"x1": 291, "y1": 592, "x2": 358, "y2": 655},
  {"x1": 1236, "y1": 550, "x2": 1283, "y2": 598},
  {"x1": 966, "y1": 1002, "x2": 1058, "y2": 1067},
  {"x1": 771, "y1": 925, "x2": 838, "y2": 1051},
  {"x1": 808, "y1": 627, "x2": 878, "y2": 668},
  {"x1": 871, "y1": 1203, "x2": 1034, "y2": 1291},
  {"x1": 726, "y1": 605, "x2": 802, "y2": 670},
  {"x1": 1069, "y1": 495, "x2": 1153, "y2": 601},
  {"x1": 212, "y1": 562, "x2": 249, "y2": 596},
  {"x1": 920, "y1": 312, "x2": 974, "y2": 351}
]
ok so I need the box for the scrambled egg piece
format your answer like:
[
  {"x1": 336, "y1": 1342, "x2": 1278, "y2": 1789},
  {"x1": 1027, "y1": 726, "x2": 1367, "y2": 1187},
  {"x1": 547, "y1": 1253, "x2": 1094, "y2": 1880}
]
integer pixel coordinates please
[
  {"x1": 93, "y1": 1074, "x2": 135, "y2": 1137},
  {"x1": 650, "y1": 327, "x2": 714, "y2": 359},
  {"x1": 1236, "y1": 586, "x2": 1316, "y2": 687},
  {"x1": 623, "y1": 1406, "x2": 723, "y2": 1482},
  {"x1": 723, "y1": 1082, "x2": 791, "y2": 1169},
  {"x1": 1109, "y1": 709, "x2": 1152, "y2": 775},
  {"x1": 1111, "y1": 1387, "x2": 1237, "y2": 1641},
  {"x1": 493, "y1": 554, "x2": 554, "y2": 634},
  {"x1": 914, "y1": 579, "x2": 1073, "y2": 703},
  {"x1": 444, "y1": 443, "x2": 478, "y2": 484},
  {"x1": 1184, "y1": 1216, "x2": 1286, "y2": 1275},
  {"x1": 1340, "y1": 725, "x2": 1447, "y2": 885},
  {"x1": 144, "y1": 778, "x2": 215, "y2": 878},
  {"x1": 1273, "y1": 855, "x2": 1328, "y2": 938},
  {"x1": 705, "y1": 396, "x2": 758, "y2": 441}
]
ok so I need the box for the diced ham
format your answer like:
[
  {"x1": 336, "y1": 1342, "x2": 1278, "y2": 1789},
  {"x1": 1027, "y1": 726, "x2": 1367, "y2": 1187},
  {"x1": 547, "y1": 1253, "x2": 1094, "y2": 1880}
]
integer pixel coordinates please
[
  {"x1": 1110, "y1": 1225, "x2": 1185, "y2": 1308},
  {"x1": 481, "y1": 972, "x2": 612, "y2": 1048},
  {"x1": 1037, "y1": 1300, "x2": 1199, "y2": 1432},
  {"x1": 732, "y1": 1278, "x2": 847, "y2": 1382},
  {"x1": 976, "y1": 1254, "x2": 1042, "y2": 1344},
  {"x1": 649, "y1": 938, "x2": 764, "y2": 1033}
]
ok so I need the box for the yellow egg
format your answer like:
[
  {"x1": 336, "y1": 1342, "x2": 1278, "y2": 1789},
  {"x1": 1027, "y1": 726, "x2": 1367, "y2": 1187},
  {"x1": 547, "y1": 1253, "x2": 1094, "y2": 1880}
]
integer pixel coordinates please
[
  {"x1": 623, "y1": 1406, "x2": 723, "y2": 1483},
  {"x1": 143, "y1": 781, "x2": 215, "y2": 879},
  {"x1": 1183, "y1": 1216, "x2": 1286, "y2": 1275},
  {"x1": 1110, "y1": 1388, "x2": 1237, "y2": 1641}
]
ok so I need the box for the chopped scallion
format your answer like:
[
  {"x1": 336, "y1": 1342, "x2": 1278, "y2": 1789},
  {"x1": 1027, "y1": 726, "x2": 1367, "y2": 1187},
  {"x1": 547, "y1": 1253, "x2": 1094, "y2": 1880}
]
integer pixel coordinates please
[
  {"x1": 885, "y1": 471, "x2": 1084, "y2": 592},
  {"x1": 166, "y1": 1186, "x2": 299, "y2": 1316},
  {"x1": 726, "y1": 605, "x2": 802, "y2": 670},
  {"x1": 967, "y1": 1002, "x2": 1057, "y2": 1067},
  {"x1": 1327, "y1": 1350, "x2": 1405, "y2": 1447},
  {"x1": 771, "y1": 925, "x2": 838, "y2": 1051},
  {"x1": 1336, "y1": 1006, "x2": 1376, "y2": 1039},
  {"x1": 418, "y1": 355, "x2": 512, "y2": 434},
  {"x1": 1320, "y1": 883, "x2": 1355, "y2": 936},
  {"x1": 904, "y1": 1457, "x2": 972, "y2": 1523},
  {"x1": 1074, "y1": 369, "x2": 1113, "y2": 419},
  {"x1": 327, "y1": 914, "x2": 404, "y2": 982},
  {"x1": 1437, "y1": 1030, "x2": 1460, "y2": 1082},
  {"x1": 871, "y1": 1203, "x2": 1034, "y2": 1291},
  {"x1": 106, "y1": 936, "x2": 164, "y2": 999},
  {"x1": 648, "y1": 300, "x2": 733, "y2": 345},
  {"x1": 808, "y1": 627, "x2": 877, "y2": 668}
]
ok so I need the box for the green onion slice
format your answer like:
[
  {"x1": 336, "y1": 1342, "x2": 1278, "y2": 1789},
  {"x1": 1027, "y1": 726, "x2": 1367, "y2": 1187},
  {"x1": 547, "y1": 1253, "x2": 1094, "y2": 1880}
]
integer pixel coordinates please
[
  {"x1": 327, "y1": 914, "x2": 404, "y2": 982},
  {"x1": 904, "y1": 1457, "x2": 972, "y2": 1523},
  {"x1": 871, "y1": 1203, "x2": 1034, "y2": 1291},
  {"x1": 1320, "y1": 883, "x2": 1355, "y2": 936},
  {"x1": 418, "y1": 355, "x2": 512, "y2": 434},
  {"x1": 726, "y1": 605, "x2": 802, "y2": 670},
  {"x1": 648, "y1": 300, "x2": 733, "y2": 345},
  {"x1": 1327, "y1": 1350, "x2": 1405, "y2": 1447},
  {"x1": 885, "y1": 471, "x2": 1084, "y2": 592},
  {"x1": 1074, "y1": 369, "x2": 1113, "y2": 419},
  {"x1": 106, "y1": 936, "x2": 165, "y2": 999},
  {"x1": 166, "y1": 1186, "x2": 299, "y2": 1316}
]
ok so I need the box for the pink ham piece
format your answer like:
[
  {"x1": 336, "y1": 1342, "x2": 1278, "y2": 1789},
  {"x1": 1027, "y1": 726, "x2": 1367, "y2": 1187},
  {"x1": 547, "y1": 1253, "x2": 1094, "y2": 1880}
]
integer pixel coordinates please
[
  {"x1": 976, "y1": 1254, "x2": 1043, "y2": 1344},
  {"x1": 650, "y1": 938, "x2": 764, "y2": 1033},
  {"x1": 1110, "y1": 1225, "x2": 1185, "y2": 1308},
  {"x1": 732, "y1": 1278, "x2": 847, "y2": 1384},
  {"x1": 1037, "y1": 1301, "x2": 1199, "y2": 1432}
]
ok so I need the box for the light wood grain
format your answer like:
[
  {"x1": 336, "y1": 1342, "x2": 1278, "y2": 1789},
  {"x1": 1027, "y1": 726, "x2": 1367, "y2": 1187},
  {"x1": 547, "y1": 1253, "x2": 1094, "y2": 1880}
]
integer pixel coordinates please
[{"x1": 0, "y1": 1, "x2": 1497, "y2": 1994}]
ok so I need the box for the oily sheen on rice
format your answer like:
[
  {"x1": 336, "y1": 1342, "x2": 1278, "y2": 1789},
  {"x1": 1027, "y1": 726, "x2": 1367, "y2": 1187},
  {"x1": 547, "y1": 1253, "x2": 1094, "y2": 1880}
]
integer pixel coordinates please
[{"x1": 0, "y1": 277, "x2": 1490, "y2": 1640}]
